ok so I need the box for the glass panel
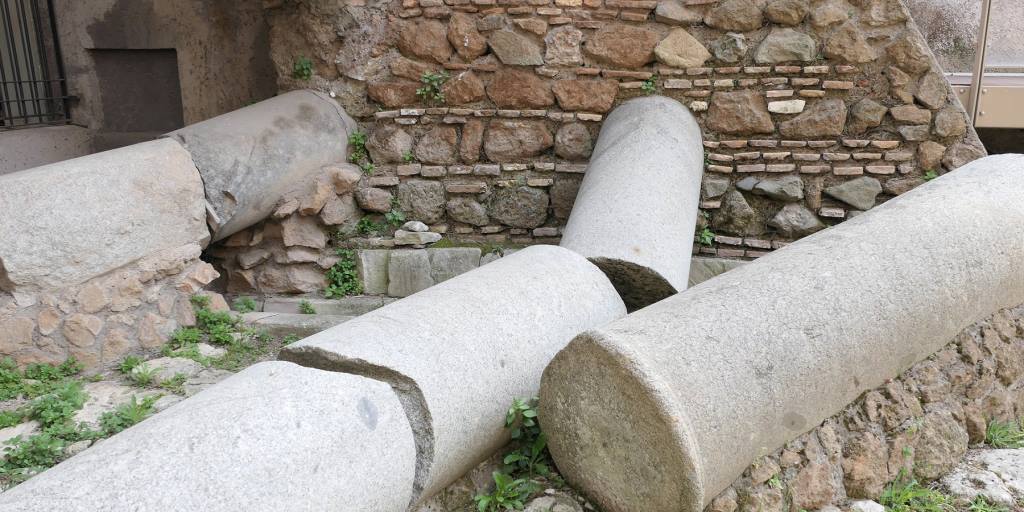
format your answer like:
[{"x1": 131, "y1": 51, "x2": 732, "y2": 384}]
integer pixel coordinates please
[
  {"x1": 985, "y1": 0, "x2": 1024, "y2": 70},
  {"x1": 904, "y1": 0, "x2": 982, "y2": 74}
]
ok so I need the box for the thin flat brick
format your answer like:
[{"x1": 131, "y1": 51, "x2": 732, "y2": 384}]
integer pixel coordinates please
[
  {"x1": 526, "y1": 178, "x2": 554, "y2": 186},
  {"x1": 734, "y1": 152, "x2": 760, "y2": 161},
  {"x1": 707, "y1": 165, "x2": 733, "y2": 173},
  {"x1": 703, "y1": 141, "x2": 721, "y2": 148},
  {"x1": 664, "y1": 79, "x2": 692, "y2": 89},
  {"x1": 819, "y1": 207, "x2": 846, "y2": 218},
  {"x1": 369, "y1": 176, "x2": 400, "y2": 187},
  {"x1": 448, "y1": 165, "x2": 474, "y2": 174},
  {"x1": 576, "y1": 113, "x2": 603, "y2": 121},
  {"x1": 716, "y1": 248, "x2": 745, "y2": 258},
  {"x1": 792, "y1": 153, "x2": 821, "y2": 161},
  {"x1": 852, "y1": 152, "x2": 883, "y2": 160},
  {"x1": 775, "y1": 66, "x2": 802, "y2": 73},
  {"x1": 871, "y1": 140, "x2": 901, "y2": 149},
  {"x1": 833, "y1": 166, "x2": 864, "y2": 176},
  {"x1": 743, "y1": 66, "x2": 771, "y2": 74},
  {"x1": 397, "y1": 164, "x2": 422, "y2": 176},
  {"x1": 714, "y1": 235, "x2": 743, "y2": 245},
  {"x1": 766, "y1": 90, "x2": 794, "y2": 98},
  {"x1": 708, "y1": 153, "x2": 734, "y2": 162},
  {"x1": 865, "y1": 165, "x2": 896, "y2": 175},
  {"x1": 800, "y1": 165, "x2": 830, "y2": 174},
  {"x1": 842, "y1": 139, "x2": 871, "y2": 148},
  {"x1": 762, "y1": 152, "x2": 791, "y2": 161},
  {"x1": 822, "y1": 80, "x2": 854, "y2": 90},
  {"x1": 533, "y1": 227, "x2": 559, "y2": 237},
  {"x1": 799, "y1": 90, "x2": 826, "y2": 98},
  {"x1": 744, "y1": 238, "x2": 772, "y2": 249},
  {"x1": 501, "y1": 163, "x2": 529, "y2": 171},
  {"x1": 780, "y1": 140, "x2": 807, "y2": 147},
  {"x1": 555, "y1": 164, "x2": 587, "y2": 173},
  {"x1": 533, "y1": 162, "x2": 555, "y2": 171},
  {"x1": 700, "y1": 200, "x2": 722, "y2": 209},
  {"x1": 721, "y1": 140, "x2": 749, "y2": 148},
  {"x1": 446, "y1": 182, "x2": 488, "y2": 193},
  {"x1": 749, "y1": 140, "x2": 779, "y2": 148},
  {"x1": 761, "y1": 78, "x2": 788, "y2": 86},
  {"x1": 790, "y1": 78, "x2": 820, "y2": 86},
  {"x1": 686, "y1": 67, "x2": 712, "y2": 75},
  {"x1": 823, "y1": 153, "x2": 850, "y2": 161},
  {"x1": 736, "y1": 164, "x2": 766, "y2": 173},
  {"x1": 421, "y1": 166, "x2": 447, "y2": 177},
  {"x1": 766, "y1": 164, "x2": 796, "y2": 172},
  {"x1": 808, "y1": 140, "x2": 836, "y2": 148},
  {"x1": 803, "y1": 66, "x2": 830, "y2": 74}
]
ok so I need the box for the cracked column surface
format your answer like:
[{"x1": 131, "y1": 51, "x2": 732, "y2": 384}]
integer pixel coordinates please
[
  {"x1": 280, "y1": 244, "x2": 626, "y2": 505},
  {"x1": 559, "y1": 95, "x2": 704, "y2": 311},
  {"x1": 166, "y1": 89, "x2": 356, "y2": 241},
  {"x1": 0, "y1": 361, "x2": 417, "y2": 512},
  {"x1": 0, "y1": 138, "x2": 209, "y2": 293},
  {"x1": 539, "y1": 154, "x2": 1024, "y2": 512}
]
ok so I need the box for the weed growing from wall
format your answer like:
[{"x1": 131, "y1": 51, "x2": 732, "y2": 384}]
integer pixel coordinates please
[
  {"x1": 416, "y1": 71, "x2": 449, "y2": 103},
  {"x1": 292, "y1": 56, "x2": 313, "y2": 80},
  {"x1": 325, "y1": 249, "x2": 363, "y2": 298}
]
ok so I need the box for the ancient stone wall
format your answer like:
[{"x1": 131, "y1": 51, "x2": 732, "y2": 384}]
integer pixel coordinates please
[
  {"x1": 703, "y1": 303, "x2": 1024, "y2": 512},
  {"x1": 262, "y1": 0, "x2": 986, "y2": 261},
  {"x1": 0, "y1": 244, "x2": 218, "y2": 368}
]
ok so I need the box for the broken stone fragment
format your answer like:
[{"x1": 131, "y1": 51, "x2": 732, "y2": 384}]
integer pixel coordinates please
[
  {"x1": 824, "y1": 177, "x2": 882, "y2": 211},
  {"x1": 755, "y1": 28, "x2": 818, "y2": 64},
  {"x1": 654, "y1": 29, "x2": 711, "y2": 68}
]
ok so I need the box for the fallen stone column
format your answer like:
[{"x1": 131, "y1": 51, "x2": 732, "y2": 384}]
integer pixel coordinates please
[
  {"x1": 0, "y1": 361, "x2": 417, "y2": 512},
  {"x1": 539, "y1": 154, "x2": 1024, "y2": 512},
  {"x1": 167, "y1": 90, "x2": 356, "y2": 241},
  {"x1": 0, "y1": 138, "x2": 208, "y2": 293},
  {"x1": 281, "y1": 245, "x2": 626, "y2": 504},
  {"x1": 559, "y1": 96, "x2": 704, "y2": 310}
]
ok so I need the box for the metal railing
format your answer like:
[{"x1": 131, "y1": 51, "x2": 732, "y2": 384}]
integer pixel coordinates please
[{"x1": 0, "y1": 0, "x2": 68, "y2": 129}]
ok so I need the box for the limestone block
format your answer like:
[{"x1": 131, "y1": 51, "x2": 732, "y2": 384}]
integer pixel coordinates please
[
  {"x1": 0, "y1": 361, "x2": 416, "y2": 512},
  {"x1": 281, "y1": 245, "x2": 626, "y2": 504},
  {"x1": 388, "y1": 249, "x2": 435, "y2": 297},
  {"x1": 167, "y1": 90, "x2": 356, "y2": 241},
  {"x1": 539, "y1": 155, "x2": 1024, "y2": 512},
  {"x1": 0, "y1": 139, "x2": 208, "y2": 293},
  {"x1": 357, "y1": 249, "x2": 391, "y2": 295},
  {"x1": 428, "y1": 248, "x2": 482, "y2": 283},
  {"x1": 559, "y1": 96, "x2": 704, "y2": 310}
]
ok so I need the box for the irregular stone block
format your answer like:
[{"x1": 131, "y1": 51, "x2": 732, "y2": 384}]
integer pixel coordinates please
[
  {"x1": 428, "y1": 248, "x2": 481, "y2": 283},
  {"x1": 687, "y1": 257, "x2": 747, "y2": 287},
  {"x1": 0, "y1": 139, "x2": 208, "y2": 292},
  {"x1": 539, "y1": 155, "x2": 1024, "y2": 512},
  {"x1": 242, "y1": 312, "x2": 353, "y2": 339},
  {"x1": 0, "y1": 361, "x2": 416, "y2": 512},
  {"x1": 357, "y1": 249, "x2": 391, "y2": 295},
  {"x1": 167, "y1": 90, "x2": 355, "y2": 241},
  {"x1": 562, "y1": 96, "x2": 703, "y2": 310},
  {"x1": 281, "y1": 245, "x2": 625, "y2": 505},
  {"x1": 388, "y1": 249, "x2": 435, "y2": 297}
]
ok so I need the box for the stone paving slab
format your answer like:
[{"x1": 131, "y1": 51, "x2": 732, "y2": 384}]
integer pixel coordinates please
[{"x1": 242, "y1": 312, "x2": 353, "y2": 339}]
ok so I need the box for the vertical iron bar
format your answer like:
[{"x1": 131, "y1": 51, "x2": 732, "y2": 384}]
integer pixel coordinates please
[
  {"x1": 14, "y1": 0, "x2": 41, "y2": 124},
  {"x1": 29, "y1": 0, "x2": 50, "y2": 122},
  {"x1": 967, "y1": 0, "x2": 993, "y2": 126},
  {"x1": 0, "y1": 1, "x2": 7, "y2": 126},
  {"x1": 1, "y1": 0, "x2": 28, "y2": 125},
  {"x1": 42, "y1": 0, "x2": 67, "y2": 121}
]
